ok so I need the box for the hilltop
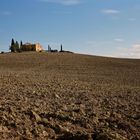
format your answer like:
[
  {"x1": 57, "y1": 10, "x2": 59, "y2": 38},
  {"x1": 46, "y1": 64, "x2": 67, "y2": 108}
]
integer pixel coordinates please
[{"x1": 0, "y1": 52, "x2": 140, "y2": 140}]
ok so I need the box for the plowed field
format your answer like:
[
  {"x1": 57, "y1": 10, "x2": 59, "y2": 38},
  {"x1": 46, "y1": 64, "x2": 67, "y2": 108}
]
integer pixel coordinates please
[{"x1": 0, "y1": 52, "x2": 140, "y2": 140}]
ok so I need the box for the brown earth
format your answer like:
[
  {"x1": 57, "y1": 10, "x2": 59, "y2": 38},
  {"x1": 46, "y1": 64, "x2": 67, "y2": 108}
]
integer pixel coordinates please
[{"x1": 0, "y1": 52, "x2": 139, "y2": 140}]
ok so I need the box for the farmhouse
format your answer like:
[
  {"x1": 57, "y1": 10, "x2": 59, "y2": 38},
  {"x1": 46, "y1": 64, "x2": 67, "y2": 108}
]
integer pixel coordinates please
[{"x1": 21, "y1": 43, "x2": 43, "y2": 52}]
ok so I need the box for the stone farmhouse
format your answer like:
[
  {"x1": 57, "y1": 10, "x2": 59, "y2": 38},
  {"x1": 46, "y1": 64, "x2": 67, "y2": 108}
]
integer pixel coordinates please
[{"x1": 21, "y1": 43, "x2": 43, "y2": 52}]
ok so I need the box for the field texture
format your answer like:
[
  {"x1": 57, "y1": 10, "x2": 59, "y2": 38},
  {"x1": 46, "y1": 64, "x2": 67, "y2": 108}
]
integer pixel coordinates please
[{"x1": 0, "y1": 52, "x2": 140, "y2": 140}]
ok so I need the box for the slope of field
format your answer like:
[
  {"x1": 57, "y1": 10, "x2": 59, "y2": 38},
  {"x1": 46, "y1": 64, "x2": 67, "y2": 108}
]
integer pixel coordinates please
[{"x1": 0, "y1": 52, "x2": 140, "y2": 140}]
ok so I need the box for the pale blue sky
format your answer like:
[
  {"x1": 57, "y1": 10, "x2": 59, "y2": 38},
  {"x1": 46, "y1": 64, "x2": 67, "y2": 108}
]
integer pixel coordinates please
[{"x1": 0, "y1": 0, "x2": 140, "y2": 58}]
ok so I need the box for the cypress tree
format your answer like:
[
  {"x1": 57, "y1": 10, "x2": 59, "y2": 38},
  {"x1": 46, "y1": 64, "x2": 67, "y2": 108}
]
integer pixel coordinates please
[
  {"x1": 15, "y1": 41, "x2": 20, "y2": 52},
  {"x1": 20, "y1": 41, "x2": 23, "y2": 47},
  {"x1": 60, "y1": 44, "x2": 63, "y2": 52},
  {"x1": 10, "y1": 38, "x2": 15, "y2": 52},
  {"x1": 48, "y1": 45, "x2": 50, "y2": 52},
  {"x1": 11, "y1": 38, "x2": 15, "y2": 46}
]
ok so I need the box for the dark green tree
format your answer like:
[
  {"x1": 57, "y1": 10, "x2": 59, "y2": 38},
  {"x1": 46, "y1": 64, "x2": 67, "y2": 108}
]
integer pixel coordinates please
[
  {"x1": 9, "y1": 45, "x2": 15, "y2": 52},
  {"x1": 9, "y1": 38, "x2": 15, "y2": 52},
  {"x1": 9, "y1": 39, "x2": 21, "y2": 52},
  {"x1": 15, "y1": 41, "x2": 20, "y2": 52},
  {"x1": 20, "y1": 41, "x2": 23, "y2": 47},
  {"x1": 48, "y1": 45, "x2": 51, "y2": 52},
  {"x1": 48, "y1": 45, "x2": 50, "y2": 52},
  {"x1": 11, "y1": 38, "x2": 15, "y2": 46},
  {"x1": 60, "y1": 44, "x2": 63, "y2": 52}
]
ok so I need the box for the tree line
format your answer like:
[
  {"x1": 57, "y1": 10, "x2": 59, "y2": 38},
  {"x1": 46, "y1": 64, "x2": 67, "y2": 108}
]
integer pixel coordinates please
[
  {"x1": 9, "y1": 38, "x2": 23, "y2": 52},
  {"x1": 47, "y1": 44, "x2": 63, "y2": 52},
  {"x1": 9, "y1": 38, "x2": 72, "y2": 53}
]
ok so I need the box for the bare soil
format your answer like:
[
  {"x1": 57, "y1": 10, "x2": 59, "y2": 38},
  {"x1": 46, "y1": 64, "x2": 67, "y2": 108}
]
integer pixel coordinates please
[{"x1": 0, "y1": 52, "x2": 140, "y2": 140}]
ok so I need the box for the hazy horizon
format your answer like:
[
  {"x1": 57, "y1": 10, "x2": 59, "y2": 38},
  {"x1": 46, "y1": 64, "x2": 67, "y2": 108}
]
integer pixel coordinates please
[{"x1": 0, "y1": 0, "x2": 140, "y2": 58}]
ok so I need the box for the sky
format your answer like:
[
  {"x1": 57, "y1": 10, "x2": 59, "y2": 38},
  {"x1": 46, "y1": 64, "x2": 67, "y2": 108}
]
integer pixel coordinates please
[{"x1": 0, "y1": 0, "x2": 140, "y2": 58}]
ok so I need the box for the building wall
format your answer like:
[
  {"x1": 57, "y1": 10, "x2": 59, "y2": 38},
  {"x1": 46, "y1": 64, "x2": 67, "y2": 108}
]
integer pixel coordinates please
[
  {"x1": 35, "y1": 43, "x2": 43, "y2": 52},
  {"x1": 21, "y1": 43, "x2": 43, "y2": 52}
]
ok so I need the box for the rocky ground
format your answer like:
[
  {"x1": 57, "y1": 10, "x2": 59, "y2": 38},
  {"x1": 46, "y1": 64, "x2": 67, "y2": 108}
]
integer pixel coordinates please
[{"x1": 0, "y1": 52, "x2": 139, "y2": 140}]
